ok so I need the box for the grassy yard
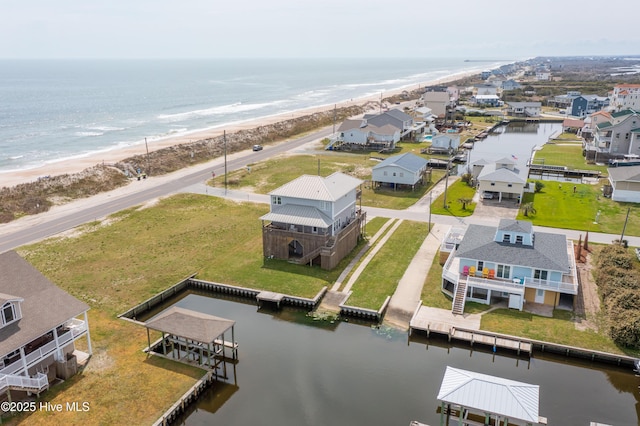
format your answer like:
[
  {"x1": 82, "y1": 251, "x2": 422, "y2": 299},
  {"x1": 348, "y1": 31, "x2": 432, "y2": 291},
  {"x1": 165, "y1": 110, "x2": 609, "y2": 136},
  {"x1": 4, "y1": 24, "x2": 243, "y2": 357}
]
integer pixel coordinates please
[
  {"x1": 346, "y1": 221, "x2": 429, "y2": 310},
  {"x1": 213, "y1": 148, "x2": 444, "y2": 210},
  {"x1": 430, "y1": 179, "x2": 477, "y2": 216},
  {"x1": 16, "y1": 194, "x2": 368, "y2": 424},
  {"x1": 534, "y1": 143, "x2": 607, "y2": 174},
  {"x1": 480, "y1": 309, "x2": 628, "y2": 355},
  {"x1": 517, "y1": 181, "x2": 640, "y2": 236}
]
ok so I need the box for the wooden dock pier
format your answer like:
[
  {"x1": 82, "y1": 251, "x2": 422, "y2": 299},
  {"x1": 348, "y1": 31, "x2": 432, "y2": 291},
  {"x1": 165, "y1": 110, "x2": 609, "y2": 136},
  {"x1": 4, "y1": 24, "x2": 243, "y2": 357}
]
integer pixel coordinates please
[{"x1": 412, "y1": 321, "x2": 532, "y2": 355}]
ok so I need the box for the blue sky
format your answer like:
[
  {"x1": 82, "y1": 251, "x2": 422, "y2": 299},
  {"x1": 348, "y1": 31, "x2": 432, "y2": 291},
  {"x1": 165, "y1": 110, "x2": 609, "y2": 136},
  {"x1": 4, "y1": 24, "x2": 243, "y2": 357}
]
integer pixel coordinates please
[{"x1": 0, "y1": 0, "x2": 637, "y2": 59}]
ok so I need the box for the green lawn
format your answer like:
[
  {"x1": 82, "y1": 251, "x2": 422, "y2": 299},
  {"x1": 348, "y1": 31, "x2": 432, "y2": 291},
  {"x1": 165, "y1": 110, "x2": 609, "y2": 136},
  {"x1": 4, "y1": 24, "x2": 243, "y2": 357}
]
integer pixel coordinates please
[
  {"x1": 534, "y1": 143, "x2": 607, "y2": 174},
  {"x1": 363, "y1": 216, "x2": 389, "y2": 239},
  {"x1": 430, "y1": 179, "x2": 477, "y2": 216},
  {"x1": 517, "y1": 181, "x2": 640, "y2": 236},
  {"x1": 212, "y1": 148, "x2": 444, "y2": 210},
  {"x1": 347, "y1": 221, "x2": 429, "y2": 310},
  {"x1": 480, "y1": 309, "x2": 628, "y2": 355}
]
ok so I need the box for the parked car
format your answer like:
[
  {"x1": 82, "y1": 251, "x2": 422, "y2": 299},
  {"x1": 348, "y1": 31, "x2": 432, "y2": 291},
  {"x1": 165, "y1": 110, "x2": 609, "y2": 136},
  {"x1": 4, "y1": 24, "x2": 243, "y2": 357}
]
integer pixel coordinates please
[
  {"x1": 252, "y1": 145, "x2": 263, "y2": 151},
  {"x1": 481, "y1": 192, "x2": 494, "y2": 199}
]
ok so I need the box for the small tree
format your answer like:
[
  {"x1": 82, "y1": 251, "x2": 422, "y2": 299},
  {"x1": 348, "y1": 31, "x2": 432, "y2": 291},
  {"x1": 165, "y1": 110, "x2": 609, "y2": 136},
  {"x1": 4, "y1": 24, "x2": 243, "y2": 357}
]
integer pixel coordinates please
[
  {"x1": 576, "y1": 234, "x2": 582, "y2": 261},
  {"x1": 458, "y1": 197, "x2": 473, "y2": 210},
  {"x1": 534, "y1": 181, "x2": 545, "y2": 193},
  {"x1": 521, "y1": 202, "x2": 537, "y2": 217}
]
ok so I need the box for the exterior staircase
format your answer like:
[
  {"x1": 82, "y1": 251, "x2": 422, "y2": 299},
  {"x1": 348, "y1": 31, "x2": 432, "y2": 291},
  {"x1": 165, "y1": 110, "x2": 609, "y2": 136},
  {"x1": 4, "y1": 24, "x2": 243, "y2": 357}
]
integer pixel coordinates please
[
  {"x1": 0, "y1": 372, "x2": 49, "y2": 394},
  {"x1": 451, "y1": 279, "x2": 468, "y2": 315}
]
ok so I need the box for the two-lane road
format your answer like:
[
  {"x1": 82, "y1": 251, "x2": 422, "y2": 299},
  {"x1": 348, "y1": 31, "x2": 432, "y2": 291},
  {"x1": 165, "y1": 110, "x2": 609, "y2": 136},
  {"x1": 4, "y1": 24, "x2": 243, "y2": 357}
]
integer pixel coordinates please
[{"x1": 0, "y1": 126, "x2": 334, "y2": 253}]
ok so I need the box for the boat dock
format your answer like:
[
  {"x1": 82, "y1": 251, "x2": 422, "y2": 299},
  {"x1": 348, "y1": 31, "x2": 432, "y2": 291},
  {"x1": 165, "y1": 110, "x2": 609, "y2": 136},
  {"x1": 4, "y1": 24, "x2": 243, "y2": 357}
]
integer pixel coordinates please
[{"x1": 410, "y1": 305, "x2": 532, "y2": 355}]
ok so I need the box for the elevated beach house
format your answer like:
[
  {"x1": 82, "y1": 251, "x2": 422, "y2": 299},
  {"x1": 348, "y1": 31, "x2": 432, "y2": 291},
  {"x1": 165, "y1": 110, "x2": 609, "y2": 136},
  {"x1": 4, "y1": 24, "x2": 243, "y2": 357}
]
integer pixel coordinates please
[
  {"x1": 371, "y1": 152, "x2": 428, "y2": 190},
  {"x1": 260, "y1": 172, "x2": 365, "y2": 270},
  {"x1": 440, "y1": 220, "x2": 578, "y2": 315},
  {"x1": 0, "y1": 251, "x2": 92, "y2": 397},
  {"x1": 474, "y1": 157, "x2": 528, "y2": 202},
  {"x1": 505, "y1": 102, "x2": 541, "y2": 118},
  {"x1": 364, "y1": 108, "x2": 423, "y2": 140},
  {"x1": 336, "y1": 119, "x2": 400, "y2": 150}
]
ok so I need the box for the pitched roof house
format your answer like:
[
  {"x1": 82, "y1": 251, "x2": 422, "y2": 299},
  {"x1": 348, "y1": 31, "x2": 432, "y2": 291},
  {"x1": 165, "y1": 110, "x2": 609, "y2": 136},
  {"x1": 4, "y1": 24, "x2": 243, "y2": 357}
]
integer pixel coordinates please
[
  {"x1": 0, "y1": 251, "x2": 92, "y2": 395},
  {"x1": 421, "y1": 91, "x2": 452, "y2": 117},
  {"x1": 260, "y1": 172, "x2": 365, "y2": 270},
  {"x1": 475, "y1": 157, "x2": 528, "y2": 202},
  {"x1": 371, "y1": 153, "x2": 428, "y2": 189},
  {"x1": 593, "y1": 109, "x2": 640, "y2": 155},
  {"x1": 506, "y1": 102, "x2": 541, "y2": 117},
  {"x1": 611, "y1": 84, "x2": 640, "y2": 111},
  {"x1": 608, "y1": 165, "x2": 640, "y2": 203},
  {"x1": 337, "y1": 119, "x2": 400, "y2": 148},
  {"x1": 441, "y1": 220, "x2": 578, "y2": 314}
]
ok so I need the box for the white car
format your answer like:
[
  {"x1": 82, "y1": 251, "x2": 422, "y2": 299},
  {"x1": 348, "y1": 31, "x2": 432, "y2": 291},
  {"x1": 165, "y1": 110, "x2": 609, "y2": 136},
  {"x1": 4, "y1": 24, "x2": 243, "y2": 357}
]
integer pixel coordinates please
[{"x1": 482, "y1": 192, "x2": 494, "y2": 199}]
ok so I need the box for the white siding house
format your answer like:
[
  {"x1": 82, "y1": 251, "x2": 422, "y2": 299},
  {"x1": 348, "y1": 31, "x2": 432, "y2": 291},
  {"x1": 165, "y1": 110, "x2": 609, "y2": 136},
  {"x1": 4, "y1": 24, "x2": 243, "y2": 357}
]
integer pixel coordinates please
[{"x1": 371, "y1": 153, "x2": 428, "y2": 189}]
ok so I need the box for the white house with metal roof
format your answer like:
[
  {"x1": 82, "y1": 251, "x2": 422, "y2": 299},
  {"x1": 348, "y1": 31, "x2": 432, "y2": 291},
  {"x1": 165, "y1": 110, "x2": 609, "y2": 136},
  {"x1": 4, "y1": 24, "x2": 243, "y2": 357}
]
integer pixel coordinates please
[
  {"x1": 608, "y1": 165, "x2": 640, "y2": 202},
  {"x1": 437, "y1": 366, "x2": 546, "y2": 426},
  {"x1": 371, "y1": 153, "x2": 428, "y2": 189},
  {"x1": 336, "y1": 119, "x2": 400, "y2": 148},
  {"x1": 260, "y1": 172, "x2": 365, "y2": 270},
  {"x1": 0, "y1": 251, "x2": 92, "y2": 397},
  {"x1": 476, "y1": 157, "x2": 528, "y2": 202},
  {"x1": 441, "y1": 219, "x2": 578, "y2": 314}
]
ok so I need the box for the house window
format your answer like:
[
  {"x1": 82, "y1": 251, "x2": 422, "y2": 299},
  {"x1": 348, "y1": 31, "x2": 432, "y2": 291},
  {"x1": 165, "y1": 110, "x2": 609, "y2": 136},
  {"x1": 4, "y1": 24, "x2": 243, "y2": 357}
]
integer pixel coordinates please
[
  {"x1": 477, "y1": 261, "x2": 484, "y2": 272},
  {"x1": 393, "y1": 172, "x2": 396, "y2": 176},
  {"x1": 272, "y1": 196, "x2": 282, "y2": 205},
  {"x1": 502, "y1": 234, "x2": 510, "y2": 243},
  {"x1": 534, "y1": 269, "x2": 548, "y2": 280},
  {"x1": 615, "y1": 133, "x2": 620, "y2": 138},
  {"x1": 507, "y1": 183, "x2": 513, "y2": 188},
  {"x1": 496, "y1": 265, "x2": 511, "y2": 279},
  {"x1": 516, "y1": 235, "x2": 523, "y2": 244},
  {"x1": 320, "y1": 201, "x2": 328, "y2": 211},
  {"x1": 400, "y1": 172, "x2": 404, "y2": 177},
  {"x1": 312, "y1": 226, "x2": 318, "y2": 234},
  {"x1": 383, "y1": 171, "x2": 388, "y2": 176},
  {"x1": 2, "y1": 303, "x2": 15, "y2": 325},
  {"x1": 490, "y1": 182, "x2": 495, "y2": 186}
]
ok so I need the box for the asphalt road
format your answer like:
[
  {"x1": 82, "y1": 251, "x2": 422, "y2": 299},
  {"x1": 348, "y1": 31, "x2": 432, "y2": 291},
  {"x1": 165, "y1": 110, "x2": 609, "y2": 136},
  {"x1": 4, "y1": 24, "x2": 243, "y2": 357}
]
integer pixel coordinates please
[{"x1": 0, "y1": 126, "x2": 334, "y2": 253}]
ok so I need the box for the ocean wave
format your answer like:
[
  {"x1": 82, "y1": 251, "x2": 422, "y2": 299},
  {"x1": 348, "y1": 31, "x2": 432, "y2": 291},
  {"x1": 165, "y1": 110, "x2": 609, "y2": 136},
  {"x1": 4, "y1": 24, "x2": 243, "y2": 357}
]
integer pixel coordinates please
[
  {"x1": 75, "y1": 131, "x2": 104, "y2": 137},
  {"x1": 87, "y1": 126, "x2": 125, "y2": 132},
  {"x1": 8, "y1": 155, "x2": 24, "y2": 160},
  {"x1": 157, "y1": 101, "x2": 284, "y2": 121}
]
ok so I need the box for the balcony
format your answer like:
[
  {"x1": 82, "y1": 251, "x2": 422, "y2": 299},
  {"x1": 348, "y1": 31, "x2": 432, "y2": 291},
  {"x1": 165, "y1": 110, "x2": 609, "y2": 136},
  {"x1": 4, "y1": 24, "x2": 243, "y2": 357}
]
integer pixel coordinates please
[
  {"x1": 0, "y1": 318, "x2": 87, "y2": 376},
  {"x1": 466, "y1": 276, "x2": 525, "y2": 295},
  {"x1": 523, "y1": 277, "x2": 578, "y2": 294}
]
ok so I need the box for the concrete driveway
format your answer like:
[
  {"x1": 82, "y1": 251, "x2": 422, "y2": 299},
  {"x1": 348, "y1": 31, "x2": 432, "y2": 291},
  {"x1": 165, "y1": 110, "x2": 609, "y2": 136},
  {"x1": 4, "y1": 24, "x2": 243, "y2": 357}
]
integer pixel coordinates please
[{"x1": 472, "y1": 191, "x2": 520, "y2": 219}]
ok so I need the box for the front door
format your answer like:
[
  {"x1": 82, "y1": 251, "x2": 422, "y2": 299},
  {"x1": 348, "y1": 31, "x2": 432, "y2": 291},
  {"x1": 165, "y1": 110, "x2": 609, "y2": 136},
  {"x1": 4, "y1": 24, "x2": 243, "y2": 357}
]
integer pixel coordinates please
[{"x1": 535, "y1": 289, "x2": 545, "y2": 304}]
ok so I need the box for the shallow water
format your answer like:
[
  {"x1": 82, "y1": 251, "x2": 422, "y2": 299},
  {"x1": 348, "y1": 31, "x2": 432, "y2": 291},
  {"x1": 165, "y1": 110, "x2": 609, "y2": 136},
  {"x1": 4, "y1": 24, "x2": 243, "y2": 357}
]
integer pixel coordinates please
[{"x1": 144, "y1": 293, "x2": 639, "y2": 426}]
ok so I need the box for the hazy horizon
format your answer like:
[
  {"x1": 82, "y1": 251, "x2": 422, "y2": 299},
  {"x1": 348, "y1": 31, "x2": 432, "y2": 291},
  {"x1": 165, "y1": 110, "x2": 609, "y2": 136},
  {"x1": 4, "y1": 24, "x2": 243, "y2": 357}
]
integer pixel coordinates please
[{"x1": 0, "y1": 0, "x2": 638, "y2": 60}]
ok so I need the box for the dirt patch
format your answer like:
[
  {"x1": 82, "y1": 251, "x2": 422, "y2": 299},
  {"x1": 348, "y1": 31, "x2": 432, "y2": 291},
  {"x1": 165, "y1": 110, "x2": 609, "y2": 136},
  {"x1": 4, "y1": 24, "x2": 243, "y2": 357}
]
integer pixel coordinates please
[
  {"x1": 82, "y1": 348, "x2": 115, "y2": 374},
  {"x1": 574, "y1": 251, "x2": 601, "y2": 331}
]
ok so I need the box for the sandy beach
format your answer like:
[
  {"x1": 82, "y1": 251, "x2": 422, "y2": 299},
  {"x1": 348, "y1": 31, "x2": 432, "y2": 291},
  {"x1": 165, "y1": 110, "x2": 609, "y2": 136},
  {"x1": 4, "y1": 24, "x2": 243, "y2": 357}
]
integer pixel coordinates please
[{"x1": 1, "y1": 70, "x2": 478, "y2": 189}]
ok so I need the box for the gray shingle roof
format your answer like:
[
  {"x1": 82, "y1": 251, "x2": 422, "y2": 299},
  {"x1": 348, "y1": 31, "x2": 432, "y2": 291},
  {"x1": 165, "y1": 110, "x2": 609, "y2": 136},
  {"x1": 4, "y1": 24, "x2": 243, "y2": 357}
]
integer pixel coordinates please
[
  {"x1": 146, "y1": 306, "x2": 235, "y2": 343},
  {"x1": 608, "y1": 165, "x2": 640, "y2": 183},
  {"x1": 384, "y1": 108, "x2": 413, "y2": 121},
  {"x1": 455, "y1": 225, "x2": 570, "y2": 272},
  {"x1": 478, "y1": 164, "x2": 527, "y2": 184},
  {"x1": 498, "y1": 219, "x2": 533, "y2": 234},
  {"x1": 260, "y1": 204, "x2": 333, "y2": 228},
  {"x1": 373, "y1": 152, "x2": 428, "y2": 173},
  {"x1": 0, "y1": 251, "x2": 90, "y2": 358},
  {"x1": 269, "y1": 172, "x2": 363, "y2": 201}
]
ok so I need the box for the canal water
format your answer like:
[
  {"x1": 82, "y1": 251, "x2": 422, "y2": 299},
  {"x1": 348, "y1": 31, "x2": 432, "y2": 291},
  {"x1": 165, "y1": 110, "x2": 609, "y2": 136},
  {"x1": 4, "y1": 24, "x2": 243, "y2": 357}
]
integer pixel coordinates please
[
  {"x1": 143, "y1": 292, "x2": 640, "y2": 426},
  {"x1": 462, "y1": 121, "x2": 562, "y2": 175}
]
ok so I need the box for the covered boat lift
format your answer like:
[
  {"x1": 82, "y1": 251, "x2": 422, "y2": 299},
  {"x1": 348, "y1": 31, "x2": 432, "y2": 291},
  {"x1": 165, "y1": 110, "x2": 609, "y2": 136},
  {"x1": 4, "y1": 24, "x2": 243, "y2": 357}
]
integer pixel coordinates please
[
  {"x1": 145, "y1": 306, "x2": 237, "y2": 379},
  {"x1": 437, "y1": 366, "x2": 547, "y2": 425}
]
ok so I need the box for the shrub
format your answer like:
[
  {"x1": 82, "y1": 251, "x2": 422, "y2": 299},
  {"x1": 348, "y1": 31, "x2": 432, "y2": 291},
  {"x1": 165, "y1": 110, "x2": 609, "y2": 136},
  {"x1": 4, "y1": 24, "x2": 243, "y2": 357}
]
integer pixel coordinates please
[
  {"x1": 596, "y1": 245, "x2": 634, "y2": 270},
  {"x1": 534, "y1": 181, "x2": 545, "y2": 193},
  {"x1": 608, "y1": 309, "x2": 640, "y2": 348}
]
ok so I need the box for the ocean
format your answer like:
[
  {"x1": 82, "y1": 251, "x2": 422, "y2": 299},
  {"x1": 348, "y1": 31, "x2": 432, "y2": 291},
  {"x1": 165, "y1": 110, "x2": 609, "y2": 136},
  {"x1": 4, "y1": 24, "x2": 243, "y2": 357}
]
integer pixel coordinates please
[{"x1": 0, "y1": 58, "x2": 508, "y2": 176}]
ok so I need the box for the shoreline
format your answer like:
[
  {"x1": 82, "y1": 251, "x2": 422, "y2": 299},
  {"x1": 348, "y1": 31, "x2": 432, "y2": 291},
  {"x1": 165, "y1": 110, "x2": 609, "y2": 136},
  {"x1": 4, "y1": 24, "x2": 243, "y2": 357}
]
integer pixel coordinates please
[{"x1": 1, "y1": 68, "x2": 483, "y2": 188}]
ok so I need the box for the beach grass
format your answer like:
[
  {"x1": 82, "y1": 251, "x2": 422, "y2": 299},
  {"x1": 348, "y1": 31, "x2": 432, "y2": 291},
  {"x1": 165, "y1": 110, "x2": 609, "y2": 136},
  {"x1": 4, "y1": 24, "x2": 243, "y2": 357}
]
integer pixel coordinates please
[
  {"x1": 14, "y1": 194, "x2": 370, "y2": 424},
  {"x1": 346, "y1": 221, "x2": 428, "y2": 310},
  {"x1": 516, "y1": 181, "x2": 640, "y2": 236},
  {"x1": 213, "y1": 149, "x2": 445, "y2": 210},
  {"x1": 429, "y1": 179, "x2": 477, "y2": 216}
]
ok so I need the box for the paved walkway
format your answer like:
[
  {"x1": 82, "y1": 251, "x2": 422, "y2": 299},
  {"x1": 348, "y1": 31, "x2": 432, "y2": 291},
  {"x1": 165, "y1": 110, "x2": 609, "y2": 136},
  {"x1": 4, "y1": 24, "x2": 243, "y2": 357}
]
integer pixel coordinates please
[{"x1": 384, "y1": 223, "x2": 447, "y2": 329}]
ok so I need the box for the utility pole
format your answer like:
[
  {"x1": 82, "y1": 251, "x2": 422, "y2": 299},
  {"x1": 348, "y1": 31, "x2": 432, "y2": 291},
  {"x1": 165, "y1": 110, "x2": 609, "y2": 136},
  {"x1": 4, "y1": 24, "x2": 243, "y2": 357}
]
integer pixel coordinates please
[
  {"x1": 224, "y1": 130, "x2": 227, "y2": 195},
  {"x1": 317, "y1": 158, "x2": 320, "y2": 176},
  {"x1": 428, "y1": 190, "x2": 432, "y2": 233},
  {"x1": 619, "y1": 207, "x2": 630, "y2": 245},
  {"x1": 144, "y1": 137, "x2": 150, "y2": 176},
  {"x1": 443, "y1": 157, "x2": 451, "y2": 209}
]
